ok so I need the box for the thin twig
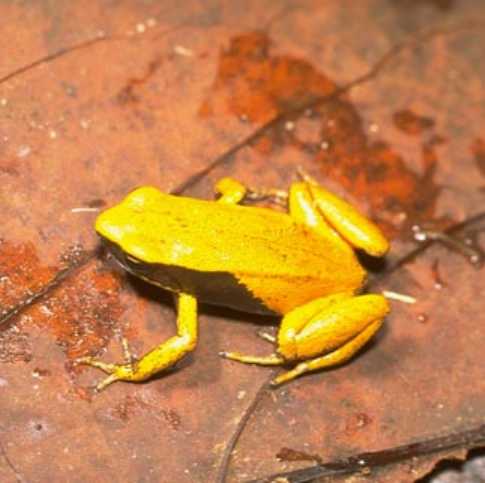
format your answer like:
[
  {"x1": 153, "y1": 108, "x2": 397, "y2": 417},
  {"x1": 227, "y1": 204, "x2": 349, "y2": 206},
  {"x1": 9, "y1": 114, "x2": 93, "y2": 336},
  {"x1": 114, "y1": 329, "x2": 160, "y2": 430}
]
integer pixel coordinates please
[
  {"x1": 0, "y1": 249, "x2": 95, "y2": 328},
  {"x1": 246, "y1": 423, "x2": 485, "y2": 483},
  {"x1": 215, "y1": 371, "x2": 277, "y2": 483},
  {"x1": 0, "y1": 37, "x2": 107, "y2": 85},
  {"x1": 0, "y1": 438, "x2": 25, "y2": 482}
]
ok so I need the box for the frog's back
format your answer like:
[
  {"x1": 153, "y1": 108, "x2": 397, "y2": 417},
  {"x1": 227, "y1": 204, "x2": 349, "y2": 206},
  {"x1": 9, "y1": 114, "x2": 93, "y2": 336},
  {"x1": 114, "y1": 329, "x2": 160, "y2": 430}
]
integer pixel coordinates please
[{"x1": 97, "y1": 187, "x2": 366, "y2": 314}]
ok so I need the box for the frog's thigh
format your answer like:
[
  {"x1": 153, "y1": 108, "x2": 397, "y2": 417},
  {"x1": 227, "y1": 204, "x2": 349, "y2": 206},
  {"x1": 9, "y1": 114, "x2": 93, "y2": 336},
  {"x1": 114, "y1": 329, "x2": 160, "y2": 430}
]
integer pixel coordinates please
[
  {"x1": 289, "y1": 178, "x2": 389, "y2": 256},
  {"x1": 78, "y1": 292, "x2": 198, "y2": 391},
  {"x1": 289, "y1": 181, "x2": 344, "y2": 242},
  {"x1": 273, "y1": 318, "x2": 382, "y2": 386},
  {"x1": 273, "y1": 294, "x2": 388, "y2": 385}
]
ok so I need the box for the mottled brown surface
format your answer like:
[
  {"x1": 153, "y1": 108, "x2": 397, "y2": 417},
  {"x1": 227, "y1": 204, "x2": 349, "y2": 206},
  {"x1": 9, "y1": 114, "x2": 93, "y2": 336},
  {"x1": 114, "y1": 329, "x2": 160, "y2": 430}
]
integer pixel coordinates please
[{"x1": 0, "y1": 1, "x2": 484, "y2": 482}]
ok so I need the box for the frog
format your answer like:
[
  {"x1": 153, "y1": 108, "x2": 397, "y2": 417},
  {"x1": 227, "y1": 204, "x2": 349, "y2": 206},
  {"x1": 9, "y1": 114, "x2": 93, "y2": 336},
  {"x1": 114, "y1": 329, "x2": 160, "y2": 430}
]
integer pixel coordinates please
[{"x1": 77, "y1": 171, "x2": 390, "y2": 391}]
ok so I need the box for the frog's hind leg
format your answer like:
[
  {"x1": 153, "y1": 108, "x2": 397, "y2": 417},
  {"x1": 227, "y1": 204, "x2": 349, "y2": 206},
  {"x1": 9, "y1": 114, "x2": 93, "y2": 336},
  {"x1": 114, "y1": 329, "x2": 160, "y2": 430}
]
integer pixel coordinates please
[
  {"x1": 289, "y1": 171, "x2": 389, "y2": 256},
  {"x1": 215, "y1": 178, "x2": 248, "y2": 204},
  {"x1": 273, "y1": 293, "x2": 389, "y2": 385},
  {"x1": 272, "y1": 318, "x2": 382, "y2": 385},
  {"x1": 220, "y1": 293, "x2": 389, "y2": 386},
  {"x1": 76, "y1": 292, "x2": 198, "y2": 391},
  {"x1": 219, "y1": 324, "x2": 384, "y2": 381}
]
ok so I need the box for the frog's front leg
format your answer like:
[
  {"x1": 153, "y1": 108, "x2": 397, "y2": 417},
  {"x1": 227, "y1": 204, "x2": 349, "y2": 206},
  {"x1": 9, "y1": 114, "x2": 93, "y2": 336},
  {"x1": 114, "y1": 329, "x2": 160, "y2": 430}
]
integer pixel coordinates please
[
  {"x1": 220, "y1": 293, "x2": 389, "y2": 386},
  {"x1": 215, "y1": 177, "x2": 248, "y2": 204},
  {"x1": 290, "y1": 173, "x2": 389, "y2": 256},
  {"x1": 215, "y1": 177, "x2": 287, "y2": 206},
  {"x1": 76, "y1": 292, "x2": 198, "y2": 391}
]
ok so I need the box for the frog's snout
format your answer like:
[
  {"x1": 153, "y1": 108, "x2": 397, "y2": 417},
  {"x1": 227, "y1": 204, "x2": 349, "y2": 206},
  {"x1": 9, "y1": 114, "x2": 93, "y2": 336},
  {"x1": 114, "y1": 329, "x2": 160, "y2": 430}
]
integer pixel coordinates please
[{"x1": 95, "y1": 208, "x2": 126, "y2": 244}]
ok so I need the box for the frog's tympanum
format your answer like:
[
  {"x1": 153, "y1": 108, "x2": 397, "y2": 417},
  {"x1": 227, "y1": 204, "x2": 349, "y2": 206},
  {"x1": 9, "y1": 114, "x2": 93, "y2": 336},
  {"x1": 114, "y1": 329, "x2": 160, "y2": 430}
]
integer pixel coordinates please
[{"x1": 78, "y1": 173, "x2": 390, "y2": 391}]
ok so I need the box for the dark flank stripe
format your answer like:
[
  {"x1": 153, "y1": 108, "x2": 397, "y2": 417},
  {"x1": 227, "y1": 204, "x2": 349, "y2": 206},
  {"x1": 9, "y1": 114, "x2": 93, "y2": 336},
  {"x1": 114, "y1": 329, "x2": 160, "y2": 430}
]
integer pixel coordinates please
[{"x1": 105, "y1": 240, "x2": 276, "y2": 315}]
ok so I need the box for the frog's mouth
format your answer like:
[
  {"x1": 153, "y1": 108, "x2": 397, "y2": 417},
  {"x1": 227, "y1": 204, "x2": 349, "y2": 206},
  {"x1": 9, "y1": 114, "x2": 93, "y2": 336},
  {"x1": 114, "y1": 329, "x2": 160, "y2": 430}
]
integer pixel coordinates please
[
  {"x1": 99, "y1": 237, "x2": 151, "y2": 279},
  {"x1": 99, "y1": 236, "x2": 184, "y2": 293}
]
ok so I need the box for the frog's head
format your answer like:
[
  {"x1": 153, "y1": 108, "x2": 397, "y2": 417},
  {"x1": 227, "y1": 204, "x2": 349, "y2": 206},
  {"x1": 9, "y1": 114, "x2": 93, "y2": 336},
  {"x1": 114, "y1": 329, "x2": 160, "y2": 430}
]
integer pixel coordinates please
[{"x1": 95, "y1": 186, "x2": 165, "y2": 273}]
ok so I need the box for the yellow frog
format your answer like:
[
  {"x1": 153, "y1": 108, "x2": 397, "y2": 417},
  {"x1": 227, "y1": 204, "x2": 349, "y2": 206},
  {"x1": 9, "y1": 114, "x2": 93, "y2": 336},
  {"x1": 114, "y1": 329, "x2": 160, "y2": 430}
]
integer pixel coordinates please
[{"x1": 77, "y1": 172, "x2": 390, "y2": 391}]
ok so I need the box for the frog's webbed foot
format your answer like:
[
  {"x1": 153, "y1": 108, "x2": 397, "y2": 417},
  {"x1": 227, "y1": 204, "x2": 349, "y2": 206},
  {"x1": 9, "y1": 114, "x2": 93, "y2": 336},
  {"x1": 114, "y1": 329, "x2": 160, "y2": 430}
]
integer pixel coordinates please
[
  {"x1": 75, "y1": 336, "x2": 139, "y2": 391},
  {"x1": 76, "y1": 293, "x2": 198, "y2": 392},
  {"x1": 76, "y1": 357, "x2": 137, "y2": 392}
]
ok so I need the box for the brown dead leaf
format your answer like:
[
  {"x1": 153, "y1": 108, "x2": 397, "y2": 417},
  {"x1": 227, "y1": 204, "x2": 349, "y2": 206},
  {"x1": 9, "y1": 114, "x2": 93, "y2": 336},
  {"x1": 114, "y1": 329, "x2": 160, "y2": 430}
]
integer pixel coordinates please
[{"x1": 0, "y1": 2, "x2": 484, "y2": 483}]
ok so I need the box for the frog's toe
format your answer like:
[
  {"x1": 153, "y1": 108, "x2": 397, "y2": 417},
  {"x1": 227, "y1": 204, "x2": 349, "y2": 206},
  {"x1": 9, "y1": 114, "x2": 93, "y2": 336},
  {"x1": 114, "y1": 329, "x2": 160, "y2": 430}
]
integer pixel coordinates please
[
  {"x1": 270, "y1": 363, "x2": 309, "y2": 386},
  {"x1": 256, "y1": 330, "x2": 276, "y2": 343},
  {"x1": 94, "y1": 373, "x2": 123, "y2": 392},
  {"x1": 75, "y1": 356, "x2": 119, "y2": 375},
  {"x1": 219, "y1": 351, "x2": 284, "y2": 366},
  {"x1": 76, "y1": 356, "x2": 138, "y2": 391}
]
